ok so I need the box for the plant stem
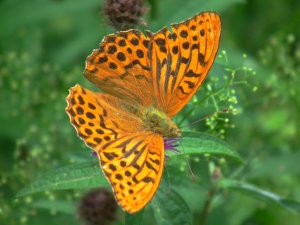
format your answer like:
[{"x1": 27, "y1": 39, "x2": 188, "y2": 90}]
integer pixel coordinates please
[{"x1": 199, "y1": 186, "x2": 217, "y2": 225}]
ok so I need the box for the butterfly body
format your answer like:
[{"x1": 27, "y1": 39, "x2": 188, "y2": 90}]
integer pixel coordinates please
[
  {"x1": 139, "y1": 107, "x2": 181, "y2": 138},
  {"x1": 106, "y1": 100, "x2": 180, "y2": 137},
  {"x1": 66, "y1": 11, "x2": 221, "y2": 213}
]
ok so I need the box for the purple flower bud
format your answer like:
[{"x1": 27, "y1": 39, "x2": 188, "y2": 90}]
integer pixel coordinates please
[
  {"x1": 103, "y1": 0, "x2": 149, "y2": 30},
  {"x1": 164, "y1": 137, "x2": 180, "y2": 155}
]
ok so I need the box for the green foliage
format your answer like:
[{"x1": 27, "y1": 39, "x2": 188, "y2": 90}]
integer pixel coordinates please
[
  {"x1": 17, "y1": 161, "x2": 109, "y2": 197},
  {"x1": 173, "y1": 132, "x2": 243, "y2": 162},
  {"x1": 152, "y1": 187, "x2": 193, "y2": 225},
  {"x1": 1, "y1": 0, "x2": 300, "y2": 225},
  {"x1": 220, "y1": 179, "x2": 300, "y2": 214},
  {"x1": 125, "y1": 210, "x2": 144, "y2": 225}
]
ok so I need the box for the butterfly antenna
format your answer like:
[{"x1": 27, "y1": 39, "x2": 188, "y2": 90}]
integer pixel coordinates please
[
  {"x1": 178, "y1": 138, "x2": 196, "y2": 182},
  {"x1": 181, "y1": 108, "x2": 230, "y2": 128},
  {"x1": 164, "y1": 162, "x2": 172, "y2": 193}
]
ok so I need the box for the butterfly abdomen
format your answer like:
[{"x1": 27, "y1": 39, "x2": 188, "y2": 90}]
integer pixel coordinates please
[{"x1": 138, "y1": 107, "x2": 181, "y2": 138}]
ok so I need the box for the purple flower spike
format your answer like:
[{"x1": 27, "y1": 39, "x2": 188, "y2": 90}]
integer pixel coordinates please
[{"x1": 163, "y1": 137, "x2": 180, "y2": 155}]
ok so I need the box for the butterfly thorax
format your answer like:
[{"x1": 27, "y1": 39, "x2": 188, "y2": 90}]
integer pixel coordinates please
[{"x1": 138, "y1": 107, "x2": 181, "y2": 138}]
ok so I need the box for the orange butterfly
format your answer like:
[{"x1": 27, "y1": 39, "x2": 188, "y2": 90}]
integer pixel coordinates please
[{"x1": 66, "y1": 12, "x2": 221, "y2": 213}]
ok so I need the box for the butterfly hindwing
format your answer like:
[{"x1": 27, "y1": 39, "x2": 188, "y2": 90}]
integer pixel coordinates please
[
  {"x1": 66, "y1": 85, "x2": 164, "y2": 213},
  {"x1": 100, "y1": 133, "x2": 164, "y2": 213}
]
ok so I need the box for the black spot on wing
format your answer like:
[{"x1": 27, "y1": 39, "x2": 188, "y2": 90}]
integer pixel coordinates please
[
  {"x1": 145, "y1": 161, "x2": 158, "y2": 174},
  {"x1": 142, "y1": 177, "x2": 154, "y2": 183},
  {"x1": 184, "y1": 80, "x2": 195, "y2": 89},
  {"x1": 185, "y1": 69, "x2": 201, "y2": 77}
]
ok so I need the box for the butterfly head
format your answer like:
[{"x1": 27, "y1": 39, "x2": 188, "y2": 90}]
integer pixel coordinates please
[{"x1": 164, "y1": 118, "x2": 181, "y2": 138}]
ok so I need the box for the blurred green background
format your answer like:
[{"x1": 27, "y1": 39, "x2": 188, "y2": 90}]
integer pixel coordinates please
[{"x1": 1, "y1": 0, "x2": 300, "y2": 224}]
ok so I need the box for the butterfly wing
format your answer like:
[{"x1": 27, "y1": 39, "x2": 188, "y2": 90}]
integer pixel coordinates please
[
  {"x1": 99, "y1": 133, "x2": 164, "y2": 213},
  {"x1": 84, "y1": 12, "x2": 220, "y2": 117},
  {"x1": 84, "y1": 30, "x2": 155, "y2": 107},
  {"x1": 150, "y1": 12, "x2": 221, "y2": 117},
  {"x1": 66, "y1": 85, "x2": 164, "y2": 213}
]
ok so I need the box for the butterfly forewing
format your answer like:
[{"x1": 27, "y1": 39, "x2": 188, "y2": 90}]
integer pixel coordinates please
[
  {"x1": 84, "y1": 30, "x2": 155, "y2": 107},
  {"x1": 151, "y1": 12, "x2": 221, "y2": 117},
  {"x1": 66, "y1": 85, "x2": 164, "y2": 213},
  {"x1": 84, "y1": 12, "x2": 220, "y2": 117}
]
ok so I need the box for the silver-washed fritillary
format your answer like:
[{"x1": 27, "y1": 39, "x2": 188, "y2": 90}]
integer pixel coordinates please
[{"x1": 66, "y1": 11, "x2": 221, "y2": 213}]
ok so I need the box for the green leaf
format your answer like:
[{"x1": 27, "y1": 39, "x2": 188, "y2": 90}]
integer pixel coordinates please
[
  {"x1": 152, "y1": 187, "x2": 193, "y2": 225},
  {"x1": 125, "y1": 210, "x2": 144, "y2": 225},
  {"x1": 17, "y1": 160, "x2": 109, "y2": 197},
  {"x1": 33, "y1": 199, "x2": 76, "y2": 214},
  {"x1": 174, "y1": 131, "x2": 243, "y2": 163},
  {"x1": 220, "y1": 179, "x2": 300, "y2": 214}
]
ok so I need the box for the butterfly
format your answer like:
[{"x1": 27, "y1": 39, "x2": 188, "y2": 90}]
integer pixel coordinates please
[{"x1": 66, "y1": 11, "x2": 221, "y2": 214}]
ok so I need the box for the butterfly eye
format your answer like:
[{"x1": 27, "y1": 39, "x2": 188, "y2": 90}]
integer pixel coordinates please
[
  {"x1": 150, "y1": 114, "x2": 159, "y2": 122},
  {"x1": 170, "y1": 127, "x2": 176, "y2": 133},
  {"x1": 168, "y1": 126, "x2": 181, "y2": 138}
]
